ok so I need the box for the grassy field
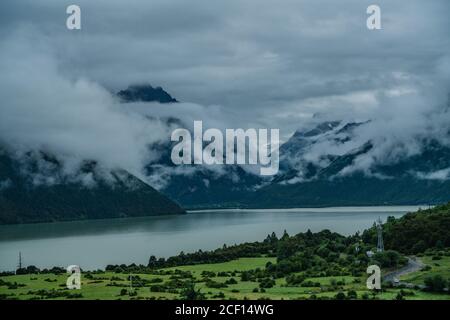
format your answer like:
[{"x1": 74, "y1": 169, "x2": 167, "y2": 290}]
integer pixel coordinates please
[
  {"x1": 401, "y1": 255, "x2": 450, "y2": 286},
  {"x1": 1, "y1": 257, "x2": 449, "y2": 300}
]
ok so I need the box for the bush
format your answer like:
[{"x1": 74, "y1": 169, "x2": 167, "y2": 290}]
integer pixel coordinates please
[
  {"x1": 259, "y1": 278, "x2": 275, "y2": 289},
  {"x1": 371, "y1": 250, "x2": 406, "y2": 268},
  {"x1": 424, "y1": 275, "x2": 447, "y2": 292},
  {"x1": 300, "y1": 280, "x2": 321, "y2": 288},
  {"x1": 335, "y1": 292, "x2": 346, "y2": 300},
  {"x1": 431, "y1": 256, "x2": 442, "y2": 261},
  {"x1": 150, "y1": 285, "x2": 166, "y2": 293},
  {"x1": 179, "y1": 282, "x2": 205, "y2": 300},
  {"x1": 225, "y1": 278, "x2": 238, "y2": 285},
  {"x1": 395, "y1": 292, "x2": 404, "y2": 300},
  {"x1": 286, "y1": 274, "x2": 306, "y2": 286},
  {"x1": 347, "y1": 290, "x2": 357, "y2": 300},
  {"x1": 205, "y1": 279, "x2": 228, "y2": 289}
]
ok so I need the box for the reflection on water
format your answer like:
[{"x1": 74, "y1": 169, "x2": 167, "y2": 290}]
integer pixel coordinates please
[{"x1": 0, "y1": 206, "x2": 422, "y2": 271}]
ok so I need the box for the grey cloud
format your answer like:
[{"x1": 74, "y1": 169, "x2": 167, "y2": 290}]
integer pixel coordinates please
[
  {"x1": 0, "y1": 29, "x2": 170, "y2": 181},
  {"x1": 0, "y1": 0, "x2": 449, "y2": 182}
]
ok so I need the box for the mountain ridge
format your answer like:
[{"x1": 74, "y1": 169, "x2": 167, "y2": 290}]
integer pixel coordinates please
[
  {"x1": 0, "y1": 149, "x2": 185, "y2": 225},
  {"x1": 117, "y1": 84, "x2": 178, "y2": 103}
]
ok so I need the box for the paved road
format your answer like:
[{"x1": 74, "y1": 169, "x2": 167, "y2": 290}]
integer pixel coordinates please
[{"x1": 384, "y1": 257, "x2": 424, "y2": 287}]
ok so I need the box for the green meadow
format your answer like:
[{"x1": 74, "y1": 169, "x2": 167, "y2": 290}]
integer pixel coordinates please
[{"x1": 1, "y1": 256, "x2": 449, "y2": 300}]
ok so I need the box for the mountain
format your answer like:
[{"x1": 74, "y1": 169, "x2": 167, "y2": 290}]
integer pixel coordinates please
[
  {"x1": 114, "y1": 84, "x2": 264, "y2": 208},
  {"x1": 114, "y1": 84, "x2": 450, "y2": 208},
  {"x1": 145, "y1": 133, "x2": 263, "y2": 208},
  {"x1": 0, "y1": 150, "x2": 185, "y2": 224},
  {"x1": 117, "y1": 84, "x2": 178, "y2": 103},
  {"x1": 158, "y1": 166, "x2": 262, "y2": 209},
  {"x1": 246, "y1": 121, "x2": 450, "y2": 207}
]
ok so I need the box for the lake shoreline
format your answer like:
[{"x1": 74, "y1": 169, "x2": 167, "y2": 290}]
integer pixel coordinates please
[
  {"x1": 187, "y1": 205, "x2": 427, "y2": 214},
  {"x1": 0, "y1": 206, "x2": 420, "y2": 271}
]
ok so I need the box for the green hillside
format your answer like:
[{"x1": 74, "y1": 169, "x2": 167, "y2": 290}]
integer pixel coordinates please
[
  {"x1": 0, "y1": 151, "x2": 185, "y2": 224},
  {"x1": 363, "y1": 203, "x2": 450, "y2": 253}
]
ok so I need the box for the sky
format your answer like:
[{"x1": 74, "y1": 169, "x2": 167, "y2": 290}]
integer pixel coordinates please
[{"x1": 0, "y1": 0, "x2": 449, "y2": 184}]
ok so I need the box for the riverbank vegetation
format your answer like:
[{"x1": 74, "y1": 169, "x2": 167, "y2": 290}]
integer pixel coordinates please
[{"x1": 1, "y1": 204, "x2": 449, "y2": 300}]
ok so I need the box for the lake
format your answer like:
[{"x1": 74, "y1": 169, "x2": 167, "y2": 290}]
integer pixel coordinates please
[{"x1": 0, "y1": 206, "x2": 424, "y2": 271}]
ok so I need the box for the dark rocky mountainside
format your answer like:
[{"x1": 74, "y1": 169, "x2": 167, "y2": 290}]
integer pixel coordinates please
[
  {"x1": 245, "y1": 121, "x2": 450, "y2": 207},
  {"x1": 0, "y1": 150, "x2": 185, "y2": 224},
  {"x1": 117, "y1": 84, "x2": 178, "y2": 103},
  {"x1": 118, "y1": 85, "x2": 450, "y2": 208}
]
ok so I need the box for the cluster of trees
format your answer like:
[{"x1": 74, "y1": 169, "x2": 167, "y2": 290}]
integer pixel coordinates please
[
  {"x1": 12, "y1": 266, "x2": 66, "y2": 276},
  {"x1": 264, "y1": 230, "x2": 374, "y2": 279},
  {"x1": 26, "y1": 289, "x2": 83, "y2": 299},
  {"x1": 371, "y1": 250, "x2": 406, "y2": 268},
  {"x1": 106, "y1": 227, "x2": 409, "y2": 281},
  {"x1": 424, "y1": 275, "x2": 448, "y2": 293},
  {"x1": 147, "y1": 241, "x2": 274, "y2": 269},
  {"x1": 106, "y1": 236, "x2": 278, "y2": 273},
  {"x1": 362, "y1": 203, "x2": 450, "y2": 254}
]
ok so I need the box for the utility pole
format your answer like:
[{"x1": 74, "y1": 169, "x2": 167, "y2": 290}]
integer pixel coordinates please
[
  {"x1": 129, "y1": 272, "x2": 132, "y2": 293},
  {"x1": 376, "y1": 217, "x2": 384, "y2": 252},
  {"x1": 16, "y1": 252, "x2": 23, "y2": 274}
]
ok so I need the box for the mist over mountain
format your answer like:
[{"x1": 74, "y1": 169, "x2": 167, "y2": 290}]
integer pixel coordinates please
[
  {"x1": 114, "y1": 83, "x2": 450, "y2": 208},
  {"x1": 152, "y1": 112, "x2": 450, "y2": 208},
  {"x1": 0, "y1": 148, "x2": 184, "y2": 225},
  {"x1": 117, "y1": 86, "x2": 265, "y2": 208},
  {"x1": 1, "y1": 0, "x2": 450, "y2": 218},
  {"x1": 245, "y1": 119, "x2": 450, "y2": 207}
]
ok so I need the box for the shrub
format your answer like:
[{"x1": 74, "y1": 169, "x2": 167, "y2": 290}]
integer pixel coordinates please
[
  {"x1": 225, "y1": 278, "x2": 238, "y2": 285},
  {"x1": 347, "y1": 290, "x2": 357, "y2": 300},
  {"x1": 335, "y1": 292, "x2": 346, "y2": 300},
  {"x1": 424, "y1": 275, "x2": 447, "y2": 292}
]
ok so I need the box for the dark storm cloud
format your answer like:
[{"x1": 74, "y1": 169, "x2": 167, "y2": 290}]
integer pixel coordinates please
[
  {"x1": 1, "y1": 0, "x2": 448, "y2": 119},
  {"x1": 0, "y1": 0, "x2": 449, "y2": 183}
]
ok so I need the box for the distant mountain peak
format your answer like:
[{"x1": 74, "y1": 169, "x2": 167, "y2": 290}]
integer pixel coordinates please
[
  {"x1": 293, "y1": 121, "x2": 341, "y2": 138},
  {"x1": 117, "y1": 84, "x2": 178, "y2": 103}
]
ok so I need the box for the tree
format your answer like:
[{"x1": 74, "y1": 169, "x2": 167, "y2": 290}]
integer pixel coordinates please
[
  {"x1": 395, "y1": 292, "x2": 404, "y2": 300},
  {"x1": 179, "y1": 282, "x2": 205, "y2": 300},
  {"x1": 411, "y1": 240, "x2": 427, "y2": 254},
  {"x1": 148, "y1": 255, "x2": 157, "y2": 268},
  {"x1": 281, "y1": 230, "x2": 290, "y2": 241},
  {"x1": 372, "y1": 250, "x2": 404, "y2": 268},
  {"x1": 347, "y1": 290, "x2": 357, "y2": 300},
  {"x1": 435, "y1": 240, "x2": 444, "y2": 249},
  {"x1": 424, "y1": 275, "x2": 447, "y2": 292},
  {"x1": 335, "y1": 292, "x2": 346, "y2": 300}
]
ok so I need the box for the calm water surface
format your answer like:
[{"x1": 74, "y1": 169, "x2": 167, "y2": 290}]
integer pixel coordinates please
[{"x1": 0, "y1": 206, "x2": 423, "y2": 271}]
